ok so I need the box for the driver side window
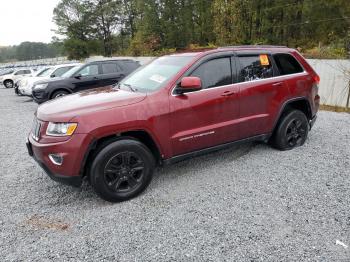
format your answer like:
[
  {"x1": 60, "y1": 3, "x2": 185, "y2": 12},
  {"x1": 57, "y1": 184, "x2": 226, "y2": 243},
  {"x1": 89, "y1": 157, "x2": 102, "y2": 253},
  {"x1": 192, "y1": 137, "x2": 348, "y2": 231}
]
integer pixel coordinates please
[
  {"x1": 190, "y1": 57, "x2": 232, "y2": 89},
  {"x1": 77, "y1": 64, "x2": 99, "y2": 77}
]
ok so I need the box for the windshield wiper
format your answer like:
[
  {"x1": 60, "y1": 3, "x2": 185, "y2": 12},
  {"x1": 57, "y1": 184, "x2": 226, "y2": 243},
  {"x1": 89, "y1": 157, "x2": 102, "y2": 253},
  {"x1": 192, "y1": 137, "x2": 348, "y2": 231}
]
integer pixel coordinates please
[{"x1": 123, "y1": 83, "x2": 137, "y2": 92}]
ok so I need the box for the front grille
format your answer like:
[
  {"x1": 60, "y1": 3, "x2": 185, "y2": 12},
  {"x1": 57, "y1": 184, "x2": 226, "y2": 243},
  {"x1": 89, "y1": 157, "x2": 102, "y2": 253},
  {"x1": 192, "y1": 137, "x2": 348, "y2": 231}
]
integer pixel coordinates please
[{"x1": 31, "y1": 118, "x2": 41, "y2": 141}]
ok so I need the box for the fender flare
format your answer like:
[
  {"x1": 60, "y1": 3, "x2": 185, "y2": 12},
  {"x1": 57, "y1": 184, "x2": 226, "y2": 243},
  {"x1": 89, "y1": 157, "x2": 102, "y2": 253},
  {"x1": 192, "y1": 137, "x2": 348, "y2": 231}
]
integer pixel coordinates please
[{"x1": 272, "y1": 97, "x2": 312, "y2": 132}]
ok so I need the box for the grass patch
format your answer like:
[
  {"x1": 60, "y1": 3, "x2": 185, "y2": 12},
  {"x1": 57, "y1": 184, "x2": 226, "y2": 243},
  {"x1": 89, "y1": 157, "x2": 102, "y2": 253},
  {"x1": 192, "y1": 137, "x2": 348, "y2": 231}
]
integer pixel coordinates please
[{"x1": 320, "y1": 104, "x2": 350, "y2": 113}]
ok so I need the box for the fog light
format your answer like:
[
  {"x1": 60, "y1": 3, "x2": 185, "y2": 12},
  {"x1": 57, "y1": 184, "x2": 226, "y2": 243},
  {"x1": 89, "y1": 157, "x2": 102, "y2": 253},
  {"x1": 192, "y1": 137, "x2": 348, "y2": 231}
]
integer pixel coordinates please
[{"x1": 48, "y1": 154, "x2": 63, "y2": 166}]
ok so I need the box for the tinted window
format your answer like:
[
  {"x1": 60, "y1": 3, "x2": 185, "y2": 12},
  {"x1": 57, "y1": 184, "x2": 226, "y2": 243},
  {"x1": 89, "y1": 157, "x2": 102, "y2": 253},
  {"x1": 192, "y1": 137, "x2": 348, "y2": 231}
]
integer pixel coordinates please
[
  {"x1": 238, "y1": 55, "x2": 273, "y2": 82},
  {"x1": 23, "y1": 70, "x2": 31, "y2": 74},
  {"x1": 77, "y1": 64, "x2": 99, "y2": 76},
  {"x1": 102, "y1": 63, "x2": 121, "y2": 74},
  {"x1": 119, "y1": 61, "x2": 140, "y2": 72},
  {"x1": 273, "y1": 54, "x2": 303, "y2": 75},
  {"x1": 190, "y1": 57, "x2": 232, "y2": 89}
]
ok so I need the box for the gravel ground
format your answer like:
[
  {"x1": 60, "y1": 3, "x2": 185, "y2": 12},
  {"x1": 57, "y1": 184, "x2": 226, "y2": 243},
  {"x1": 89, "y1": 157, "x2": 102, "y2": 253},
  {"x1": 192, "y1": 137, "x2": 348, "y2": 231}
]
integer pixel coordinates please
[{"x1": 0, "y1": 87, "x2": 349, "y2": 261}]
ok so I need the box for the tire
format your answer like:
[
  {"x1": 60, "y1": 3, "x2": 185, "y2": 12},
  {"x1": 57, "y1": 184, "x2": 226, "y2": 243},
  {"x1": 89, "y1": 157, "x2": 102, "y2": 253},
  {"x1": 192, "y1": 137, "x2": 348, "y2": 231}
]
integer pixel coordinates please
[
  {"x1": 4, "y1": 80, "x2": 13, "y2": 88},
  {"x1": 271, "y1": 109, "x2": 309, "y2": 151},
  {"x1": 51, "y1": 90, "x2": 69, "y2": 99},
  {"x1": 90, "y1": 139, "x2": 155, "y2": 202}
]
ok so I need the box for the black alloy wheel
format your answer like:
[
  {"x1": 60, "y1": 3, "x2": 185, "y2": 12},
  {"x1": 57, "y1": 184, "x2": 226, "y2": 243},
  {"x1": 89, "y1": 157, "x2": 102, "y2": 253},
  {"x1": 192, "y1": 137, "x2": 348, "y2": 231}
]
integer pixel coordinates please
[
  {"x1": 90, "y1": 139, "x2": 155, "y2": 202},
  {"x1": 271, "y1": 109, "x2": 309, "y2": 150},
  {"x1": 104, "y1": 151, "x2": 145, "y2": 193}
]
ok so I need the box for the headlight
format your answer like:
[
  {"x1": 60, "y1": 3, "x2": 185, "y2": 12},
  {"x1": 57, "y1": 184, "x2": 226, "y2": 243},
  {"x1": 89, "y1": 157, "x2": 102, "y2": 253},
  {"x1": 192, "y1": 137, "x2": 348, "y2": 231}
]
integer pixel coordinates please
[
  {"x1": 33, "y1": 83, "x2": 48, "y2": 90},
  {"x1": 46, "y1": 122, "x2": 78, "y2": 136}
]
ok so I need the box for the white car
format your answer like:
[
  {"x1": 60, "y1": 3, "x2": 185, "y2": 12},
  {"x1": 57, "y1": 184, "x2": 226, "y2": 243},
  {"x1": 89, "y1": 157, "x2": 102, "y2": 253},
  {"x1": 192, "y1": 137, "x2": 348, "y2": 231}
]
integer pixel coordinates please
[
  {"x1": 0, "y1": 68, "x2": 35, "y2": 88},
  {"x1": 17, "y1": 64, "x2": 81, "y2": 96},
  {"x1": 14, "y1": 67, "x2": 51, "y2": 95}
]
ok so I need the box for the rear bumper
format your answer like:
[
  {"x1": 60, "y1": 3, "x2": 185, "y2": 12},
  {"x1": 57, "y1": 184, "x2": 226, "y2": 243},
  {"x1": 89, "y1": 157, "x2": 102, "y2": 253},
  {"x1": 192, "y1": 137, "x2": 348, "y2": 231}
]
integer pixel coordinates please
[{"x1": 26, "y1": 134, "x2": 93, "y2": 187}]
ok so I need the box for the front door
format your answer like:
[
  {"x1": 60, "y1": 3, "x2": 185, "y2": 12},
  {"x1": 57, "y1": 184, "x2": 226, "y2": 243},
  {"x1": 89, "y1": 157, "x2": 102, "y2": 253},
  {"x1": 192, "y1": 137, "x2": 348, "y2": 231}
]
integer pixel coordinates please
[
  {"x1": 73, "y1": 64, "x2": 101, "y2": 92},
  {"x1": 169, "y1": 55, "x2": 240, "y2": 156}
]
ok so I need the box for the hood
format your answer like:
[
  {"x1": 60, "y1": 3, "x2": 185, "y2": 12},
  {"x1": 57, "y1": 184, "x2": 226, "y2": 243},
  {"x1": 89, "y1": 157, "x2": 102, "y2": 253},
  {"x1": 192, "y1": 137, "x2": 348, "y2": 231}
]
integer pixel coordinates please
[
  {"x1": 27, "y1": 76, "x2": 48, "y2": 85},
  {"x1": 35, "y1": 77, "x2": 66, "y2": 85},
  {"x1": 36, "y1": 86, "x2": 147, "y2": 122}
]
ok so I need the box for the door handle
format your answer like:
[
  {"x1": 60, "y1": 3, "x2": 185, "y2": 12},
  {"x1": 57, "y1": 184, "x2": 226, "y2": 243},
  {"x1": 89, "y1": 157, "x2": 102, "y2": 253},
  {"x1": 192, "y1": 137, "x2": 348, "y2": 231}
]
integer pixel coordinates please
[
  {"x1": 272, "y1": 82, "x2": 283, "y2": 87},
  {"x1": 93, "y1": 77, "x2": 99, "y2": 80},
  {"x1": 221, "y1": 91, "x2": 236, "y2": 97}
]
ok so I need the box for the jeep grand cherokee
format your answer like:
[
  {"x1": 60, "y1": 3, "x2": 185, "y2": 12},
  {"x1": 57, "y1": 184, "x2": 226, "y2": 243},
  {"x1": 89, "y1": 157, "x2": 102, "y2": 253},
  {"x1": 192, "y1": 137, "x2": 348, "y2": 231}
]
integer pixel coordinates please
[{"x1": 27, "y1": 46, "x2": 320, "y2": 202}]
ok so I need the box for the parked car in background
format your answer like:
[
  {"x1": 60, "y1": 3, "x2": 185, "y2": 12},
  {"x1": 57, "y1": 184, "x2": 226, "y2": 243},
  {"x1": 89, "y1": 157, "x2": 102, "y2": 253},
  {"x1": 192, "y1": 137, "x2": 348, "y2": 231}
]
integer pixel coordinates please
[
  {"x1": 0, "y1": 68, "x2": 35, "y2": 88},
  {"x1": 0, "y1": 69, "x2": 14, "y2": 76},
  {"x1": 15, "y1": 67, "x2": 51, "y2": 95},
  {"x1": 17, "y1": 64, "x2": 81, "y2": 96},
  {"x1": 32, "y1": 59, "x2": 140, "y2": 103},
  {"x1": 27, "y1": 46, "x2": 320, "y2": 202}
]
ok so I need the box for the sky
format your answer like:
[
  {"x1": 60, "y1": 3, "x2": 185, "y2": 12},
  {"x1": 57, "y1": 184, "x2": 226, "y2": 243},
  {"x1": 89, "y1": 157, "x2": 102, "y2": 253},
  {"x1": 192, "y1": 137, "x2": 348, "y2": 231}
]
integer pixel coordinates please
[{"x1": 0, "y1": 0, "x2": 61, "y2": 46}]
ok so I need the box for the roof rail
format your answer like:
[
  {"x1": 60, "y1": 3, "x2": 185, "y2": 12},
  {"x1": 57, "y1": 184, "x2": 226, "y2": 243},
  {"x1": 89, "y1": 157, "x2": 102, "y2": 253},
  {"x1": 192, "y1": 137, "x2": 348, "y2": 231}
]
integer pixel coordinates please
[{"x1": 218, "y1": 45, "x2": 288, "y2": 49}]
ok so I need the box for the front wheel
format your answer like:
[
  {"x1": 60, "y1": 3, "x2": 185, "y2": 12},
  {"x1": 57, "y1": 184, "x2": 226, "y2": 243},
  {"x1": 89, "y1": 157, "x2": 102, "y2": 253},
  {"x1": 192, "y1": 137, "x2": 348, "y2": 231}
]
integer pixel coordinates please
[
  {"x1": 4, "y1": 80, "x2": 13, "y2": 88},
  {"x1": 271, "y1": 110, "x2": 309, "y2": 150},
  {"x1": 90, "y1": 139, "x2": 155, "y2": 202},
  {"x1": 51, "y1": 90, "x2": 69, "y2": 99}
]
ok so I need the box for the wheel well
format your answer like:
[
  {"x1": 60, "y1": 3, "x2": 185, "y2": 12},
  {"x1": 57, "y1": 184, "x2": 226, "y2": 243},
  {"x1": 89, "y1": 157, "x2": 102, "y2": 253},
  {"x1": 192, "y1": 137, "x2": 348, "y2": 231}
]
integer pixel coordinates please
[
  {"x1": 81, "y1": 131, "x2": 162, "y2": 178},
  {"x1": 284, "y1": 99, "x2": 312, "y2": 120},
  {"x1": 50, "y1": 88, "x2": 71, "y2": 99},
  {"x1": 3, "y1": 79, "x2": 12, "y2": 83}
]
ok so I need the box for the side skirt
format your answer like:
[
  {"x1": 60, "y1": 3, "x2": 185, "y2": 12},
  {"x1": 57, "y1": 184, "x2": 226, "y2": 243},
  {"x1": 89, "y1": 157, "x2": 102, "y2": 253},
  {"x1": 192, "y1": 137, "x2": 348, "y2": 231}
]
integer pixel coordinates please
[{"x1": 163, "y1": 134, "x2": 270, "y2": 165}]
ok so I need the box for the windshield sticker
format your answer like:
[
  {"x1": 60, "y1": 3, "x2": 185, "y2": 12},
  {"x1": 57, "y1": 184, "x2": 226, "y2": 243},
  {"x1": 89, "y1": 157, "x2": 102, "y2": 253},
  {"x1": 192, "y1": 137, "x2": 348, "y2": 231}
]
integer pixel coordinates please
[{"x1": 149, "y1": 74, "x2": 166, "y2": 83}]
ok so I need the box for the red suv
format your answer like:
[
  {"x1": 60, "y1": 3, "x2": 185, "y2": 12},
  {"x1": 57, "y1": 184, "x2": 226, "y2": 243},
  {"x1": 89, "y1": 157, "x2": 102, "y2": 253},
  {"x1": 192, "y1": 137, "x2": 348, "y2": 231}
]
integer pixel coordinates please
[{"x1": 27, "y1": 46, "x2": 320, "y2": 202}]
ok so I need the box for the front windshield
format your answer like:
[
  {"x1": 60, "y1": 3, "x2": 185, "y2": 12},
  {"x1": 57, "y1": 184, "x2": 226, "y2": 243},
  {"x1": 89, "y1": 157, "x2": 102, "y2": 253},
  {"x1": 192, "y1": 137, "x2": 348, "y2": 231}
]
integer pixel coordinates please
[
  {"x1": 61, "y1": 65, "x2": 82, "y2": 78},
  {"x1": 119, "y1": 56, "x2": 195, "y2": 92},
  {"x1": 36, "y1": 68, "x2": 51, "y2": 77}
]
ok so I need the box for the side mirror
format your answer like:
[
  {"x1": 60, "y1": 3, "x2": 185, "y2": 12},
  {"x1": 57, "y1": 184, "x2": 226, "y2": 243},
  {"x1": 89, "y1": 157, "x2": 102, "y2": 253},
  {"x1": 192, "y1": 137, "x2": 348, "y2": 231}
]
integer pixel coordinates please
[
  {"x1": 176, "y1": 77, "x2": 202, "y2": 94},
  {"x1": 74, "y1": 74, "x2": 82, "y2": 79},
  {"x1": 50, "y1": 74, "x2": 56, "y2": 78}
]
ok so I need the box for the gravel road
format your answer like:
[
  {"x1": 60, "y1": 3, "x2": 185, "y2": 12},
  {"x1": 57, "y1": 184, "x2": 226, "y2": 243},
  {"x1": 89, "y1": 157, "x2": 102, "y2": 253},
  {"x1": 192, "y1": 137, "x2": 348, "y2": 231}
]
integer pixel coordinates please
[{"x1": 0, "y1": 87, "x2": 349, "y2": 261}]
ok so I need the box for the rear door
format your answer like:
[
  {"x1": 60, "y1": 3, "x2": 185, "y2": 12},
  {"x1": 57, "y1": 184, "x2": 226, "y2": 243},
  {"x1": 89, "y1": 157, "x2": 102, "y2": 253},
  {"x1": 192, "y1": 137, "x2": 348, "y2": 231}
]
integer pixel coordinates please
[
  {"x1": 169, "y1": 53, "x2": 241, "y2": 156},
  {"x1": 236, "y1": 53, "x2": 288, "y2": 138},
  {"x1": 99, "y1": 61, "x2": 125, "y2": 86},
  {"x1": 72, "y1": 63, "x2": 101, "y2": 92}
]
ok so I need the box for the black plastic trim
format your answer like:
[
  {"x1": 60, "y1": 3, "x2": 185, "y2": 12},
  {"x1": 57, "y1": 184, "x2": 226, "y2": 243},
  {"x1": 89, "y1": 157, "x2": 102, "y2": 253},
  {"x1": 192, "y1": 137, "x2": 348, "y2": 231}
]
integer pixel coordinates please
[{"x1": 163, "y1": 134, "x2": 270, "y2": 165}]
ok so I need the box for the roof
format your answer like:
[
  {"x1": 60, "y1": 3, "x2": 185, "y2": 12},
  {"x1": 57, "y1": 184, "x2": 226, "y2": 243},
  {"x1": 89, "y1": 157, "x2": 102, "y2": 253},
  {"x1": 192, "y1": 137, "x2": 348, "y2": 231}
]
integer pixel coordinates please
[{"x1": 170, "y1": 45, "x2": 295, "y2": 58}]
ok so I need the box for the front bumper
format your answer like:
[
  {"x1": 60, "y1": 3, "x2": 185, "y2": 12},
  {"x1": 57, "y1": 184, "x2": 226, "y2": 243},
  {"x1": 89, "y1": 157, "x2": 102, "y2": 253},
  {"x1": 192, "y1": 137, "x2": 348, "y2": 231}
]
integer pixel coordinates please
[
  {"x1": 309, "y1": 115, "x2": 317, "y2": 130},
  {"x1": 32, "y1": 90, "x2": 49, "y2": 103},
  {"x1": 26, "y1": 134, "x2": 92, "y2": 187}
]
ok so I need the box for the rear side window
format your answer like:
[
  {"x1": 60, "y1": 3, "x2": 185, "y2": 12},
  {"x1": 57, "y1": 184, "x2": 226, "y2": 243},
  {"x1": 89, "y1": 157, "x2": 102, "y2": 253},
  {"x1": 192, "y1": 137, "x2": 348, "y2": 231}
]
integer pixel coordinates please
[
  {"x1": 23, "y1": 70, "x2": 31, "y2": 74},
  {"x1": 273, "y1": 54, "x2": 303, "y2": 75},
  {"x1": 238, "y1": 55, "x2": 273, "y2": 82},
  {"x1": 190, "y1": 57, "x2": 232, "y2": 89},
  {"x1": 102, "y1": 63, "x2": 121, "y2": 74},
  {"x1": 15, "y1": 70, "x2": 26, "y2": 75}
]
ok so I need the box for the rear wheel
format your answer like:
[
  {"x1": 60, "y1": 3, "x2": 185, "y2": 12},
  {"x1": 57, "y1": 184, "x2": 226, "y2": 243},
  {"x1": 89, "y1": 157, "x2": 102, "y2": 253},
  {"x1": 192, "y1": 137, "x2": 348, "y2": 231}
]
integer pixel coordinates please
[
  {"x1": 271, "y1": 109, "x2": 309, "y2": 150},
  {"x1": 4, "y1": 80, "x2": 13, "y2": 88},
  {"x1": 51, "y1": 90, "x2": 69, "y2": 99},
  {"x1": 90, "y1": 139, "x2": 155, "y2": 202}
]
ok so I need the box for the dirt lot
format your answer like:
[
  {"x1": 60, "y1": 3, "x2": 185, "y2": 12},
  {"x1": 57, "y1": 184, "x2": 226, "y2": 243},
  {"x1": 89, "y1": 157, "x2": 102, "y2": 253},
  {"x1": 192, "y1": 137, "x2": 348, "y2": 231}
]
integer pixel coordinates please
[{"x1": 0, "y1": 87, "x2": 349, "y2": 261}]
